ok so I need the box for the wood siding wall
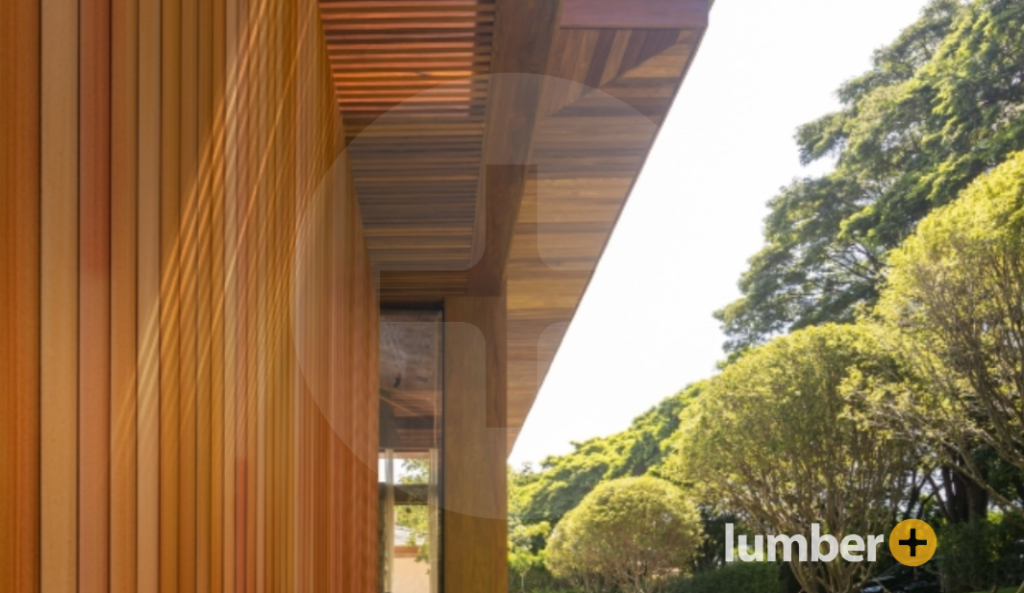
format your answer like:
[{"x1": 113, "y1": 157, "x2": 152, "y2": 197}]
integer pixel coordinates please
[{"x1": 0, "y1": 0, "x2": 380, "y2": 592}]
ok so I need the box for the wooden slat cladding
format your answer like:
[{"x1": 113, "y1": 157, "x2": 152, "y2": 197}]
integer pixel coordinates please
[
  {"x1": 323, "y1": 0, "x2": 496, "y2": 276},
  {"x1": 320, "y1": 0, "x2": 494, "y2": 129},
  {"x1": 0, "y1": 1, "x2": 381, "y2": 592}
]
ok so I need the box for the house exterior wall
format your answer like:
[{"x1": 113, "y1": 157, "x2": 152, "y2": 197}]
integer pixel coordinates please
[{"x1": 0, "y1": 0, "x2": 380, "y2": 592}]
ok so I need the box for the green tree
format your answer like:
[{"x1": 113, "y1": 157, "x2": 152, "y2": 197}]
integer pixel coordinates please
[
  {"x1": 395, "y1": 459, "x2": 432, "y2": 562},
  {"x1": 508, "y1": 519, "x2": 551, "y2": 593},
  {"x1": 717, "y1": 0, "x2": 1024, "y2": 353},
  {"x1": 515, "y1": 385, "x2": 701, "y2": 528},
  {"x1": 545, "y1": 477, "x2": 702, "y2": 593},
  {"x1": 873, "y1": 150, "x2": 1024, "y2": 520},
  {"x1": 508, "y1": 464, "x2": 554, "y2": 593},
  {"x1": 670, "y1": 325, "x2": 922, "y2": 593}
]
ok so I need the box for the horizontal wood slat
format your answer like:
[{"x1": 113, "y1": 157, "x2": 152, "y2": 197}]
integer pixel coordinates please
[
  {"x1": 322, "y1": 0, "x2": 495, "y2": 273},
  {"x1": 505, "y1": 24, "x2": 707, "y2": 451}
]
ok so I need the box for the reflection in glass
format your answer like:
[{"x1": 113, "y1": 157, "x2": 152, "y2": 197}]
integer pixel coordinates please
[{"x1": 379, "y1": 312, "x2": 442, "y2": 593}]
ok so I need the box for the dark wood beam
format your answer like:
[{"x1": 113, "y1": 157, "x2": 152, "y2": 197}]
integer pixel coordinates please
[
  {"x1": 465, "y1": 0, "x2": 562, "y2": 296},
  {"x1": 561, "y1": 0, "x2": 709, "y2": 30},
  {"x1": 379, "y1": 269, "x2": 469, "y2": 303}
]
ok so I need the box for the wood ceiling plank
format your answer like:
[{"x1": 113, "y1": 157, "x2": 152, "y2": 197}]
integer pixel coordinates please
[
  {"x1": 465, "y1": 0, "x2": 564, "y2": 295},
  {"x1": 503, "y1": 14, "x2": 709, "y2": 453},
  {"x1": 562, "y1": 0, "x2": 709, "y2": 30}
]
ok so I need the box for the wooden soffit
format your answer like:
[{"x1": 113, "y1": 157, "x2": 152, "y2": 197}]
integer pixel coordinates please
[{"x1": 318, "y1": 0, "x2": 710, "y2": 454}]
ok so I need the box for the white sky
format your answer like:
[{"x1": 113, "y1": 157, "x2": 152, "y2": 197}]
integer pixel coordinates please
[{"x1": 509, "y1": 0, "x2": 934, "y2": 468}]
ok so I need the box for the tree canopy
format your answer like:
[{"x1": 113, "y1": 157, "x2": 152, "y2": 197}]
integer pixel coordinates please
[
  {"x1": 670, "y1": 324, "x2": 922, "y2": 593},
  {"x1": 545, "y1": 477, "x2": 702, "y2": 593},
  {"x1": 512, "y1": 385, "x2": 701, "y2": 528},
  {"x1": 509, "y1": 3, "x2": 1024, "y2": 591},
  {"x1": 716, "y1": 0, "x2": 1024, "y2": 353},
  {"x1": 874, "y1": 149, "x2": 1024, "y2": 519}
]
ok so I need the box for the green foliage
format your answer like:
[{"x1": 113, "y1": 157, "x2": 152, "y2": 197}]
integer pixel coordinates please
[
  {"x1": 663, "y1": 563, "x2": 785, "y2": 593},
  {"x1": 510, "y1": 546, "x2": 550, "y2": 593},
  {"x1": 545, "y1": 477, "x2": 702, "y2": 593},
  {"x1": 394, "y1": 459, "x2": 431, "y2": 562},
  {"x1": 513, "y1": 385, "x2": 701, "y2": 528},
  {"x1": 507, "y1": 565, "x2": 573, "y2": 593},
  {"x1": 670, "y1": 324, "x2": 921, "y2": 593},
  {"x1": 509, "y1": 502, "x2": 552, "y2": 593},
  {"x1": 874, "y1": 150, "x2": 1024, "y2": 518},
  {"x1": 939, "y1": 519, "x2": 1024, "y2": 592},
  {"x1": 509, "y1": 8, "x2": 1024, "y2": 592},
  {"x1": 717, "y1": 0, "x2": 1024, "y2": 352}
]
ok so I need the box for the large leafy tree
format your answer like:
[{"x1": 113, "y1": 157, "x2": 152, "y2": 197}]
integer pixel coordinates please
[
  {"x1": 717, "y1": 0, "x2": 1024, "y2": 353},
  {"x1": 513, "y1": 385, "x2": 701, "y2": 527},
  {"x1": 545, "y1": 477, "x2": 702, "y2": 593},
  {"x1": 873, "y1": 150, "x2": 1024, "y2": 520},
  {"x1": 670, "y1": 324, "x2": 923, "y2": 593}
]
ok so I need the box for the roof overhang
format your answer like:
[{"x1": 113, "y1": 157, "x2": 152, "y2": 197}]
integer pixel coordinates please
[{"x1": 318, "y1": 0, "x2": 709, "y2": 453}]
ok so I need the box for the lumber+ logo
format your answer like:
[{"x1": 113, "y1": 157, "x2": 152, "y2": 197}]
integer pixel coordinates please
[{"x1": 725, "y1": 520, "x2": 936, "y2": 566}]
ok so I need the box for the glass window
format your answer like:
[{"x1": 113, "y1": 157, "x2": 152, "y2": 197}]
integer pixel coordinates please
[{"x1": 379, "y1": 311, "x2": 443, "y2": 593}]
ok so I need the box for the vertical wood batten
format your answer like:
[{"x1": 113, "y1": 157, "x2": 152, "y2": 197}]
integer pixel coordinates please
[
  {"x1": 159, "y1": 0, "x2": 182, "y2": 588},
  {"x1": 41, "y1": 0, "x2": 81, "y2": 591},
  {"x1": 222, "y1": 0, "x2": 239, "y2": 588},
  {"x1": 195, "y1": 0, "x2": 216, "y2": 587},
  {"x1": 79, "y1": 0, "x2": 114, "y2": 588},
  {"x1": 178, "y1": 0, "x2": 200, "y2": 586},
  {"x1": 0, "y1": 1, "x2": 41, "y2": 591},
  {"x1": 210, "y1": 1, "x2": 228, "y2": 590},
  {"x1": 110, "y1": 0, "x2": 140, "y2": 589},
  {"x1": 136, "y1": 0, "x2": 162, "y2": 589}
]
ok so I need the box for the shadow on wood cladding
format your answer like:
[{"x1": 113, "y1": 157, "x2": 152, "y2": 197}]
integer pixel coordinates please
[{"x1": 2, "y1": 1, "x2": 380, "y2": 592}]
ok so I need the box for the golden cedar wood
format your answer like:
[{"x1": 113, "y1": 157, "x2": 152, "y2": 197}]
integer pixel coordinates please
[
  {"x1": 323, "y1": 0, "x2": 708, "y2": 455},
  {"x1": 179, "y1": 0, "x2": 199, "y2": 586},
  {"x1": 322, "y1": 0, "x2": 495, "y2": 274},
  {"x1": 465, "y1": 0, "x2": 563, "y2": 296},
  {"x1": 111, "y1": 0, "x2": 140, "y2": 590},
  {"x1": 0, "y1": 1, "x2": 41, "y2": 592},
  {"x1": 1, "y1": 1, "x2": 380, "y2": 592},
  {"x1": 159, "y1": 0, "x2": 183, "y2": 588},
  {"x1": 137, "y1": 0, "x2": 162, "y2": 588},
  {"x1": 41, "y1": 0, "x2": 81, "y2": 590},
  {"x1": 79, "y1": 0, "x2": 113, "y2": 589},
  {"x1": 2, "y1": 1, "x2": 711, "y2": 591}
]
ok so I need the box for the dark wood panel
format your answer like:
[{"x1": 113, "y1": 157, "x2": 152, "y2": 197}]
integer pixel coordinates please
[
  {"x1": 562, "y1": 0, "x2": 709, "y2": 29},
  {"x1": 505, "y1": 24, "x2": 708, "y2": 450},
  {"x1": 465, "y1": 0, "x2": 563, "y2": 295}
]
